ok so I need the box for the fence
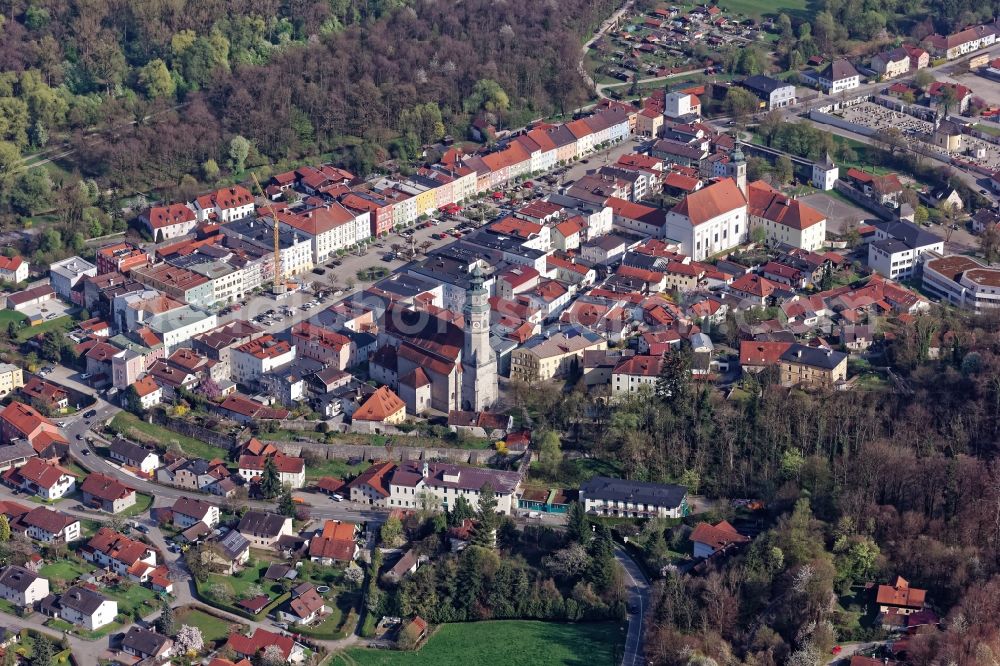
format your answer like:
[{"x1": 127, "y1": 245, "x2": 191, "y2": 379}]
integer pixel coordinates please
[
  {"x1": 833, "y1": 181, "x2": 897, "y2": 221},
  {"x1": 149, "y1": 411, "x2": 241, "y2": 450},
  {"x1": 269, "y1": 438, "x2": 522, "y2": 467},
  {"x1": 809, "y1": 109, "x2": 879, "y2": 138}
]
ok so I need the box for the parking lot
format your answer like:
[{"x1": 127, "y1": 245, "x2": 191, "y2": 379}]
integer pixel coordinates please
[
  {"x1": 18, "y1": 297, "x2": 72, "y2": 323},
  {"x1": 797, "y1": 192, "x2": 873, "y2": 236}
]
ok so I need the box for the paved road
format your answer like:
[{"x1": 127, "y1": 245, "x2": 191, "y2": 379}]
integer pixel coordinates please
[
  {"x1": 615, "y1": 547, "x2": 650, "y2": 666},
  {"x1": 54, "y1": 393, "x2": 386, "y2": 526}
]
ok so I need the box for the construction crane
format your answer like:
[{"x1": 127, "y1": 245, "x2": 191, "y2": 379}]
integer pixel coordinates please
[{"x1": 250, "y1": 172, "x2": 285, "y2": 296}]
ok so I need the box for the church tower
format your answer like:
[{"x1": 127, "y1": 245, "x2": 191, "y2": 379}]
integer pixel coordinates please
[
  {"x1": 727, "y1": 145, "x2": 747, "y2": 197},
  {"x1": 461, "y1": 264, "x2": 498, "y2": 412}
]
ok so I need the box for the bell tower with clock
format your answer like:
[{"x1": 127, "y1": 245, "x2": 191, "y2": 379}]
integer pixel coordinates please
[{"x1": 461, "y1": 263, "x2": 498, "y2": 411}]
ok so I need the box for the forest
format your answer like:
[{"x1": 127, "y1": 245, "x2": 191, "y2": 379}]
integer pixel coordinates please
[
  {"x1": 509, "y1": 304, "x2": 1000, "y2": 666},
  {"x1": 0, "y1": 0, "x2": 618, "y2": 226}
]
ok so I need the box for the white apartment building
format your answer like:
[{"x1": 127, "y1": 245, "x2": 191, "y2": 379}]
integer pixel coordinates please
[
  {"x1": 611, "y1": 355, "x2": 665, "y2": 398},
  {"x1": 746, "y1": 180, "x2": 828, "y2": 251},
  {"x1": 387, "y1": 462, "x2": 522, "y2": 514},
  {"x1": 867, "y1": 221, "x2": 944, "y2": 280},
  {"x1": 231, "y1": 335, "x2": 296, "y2": 385}
]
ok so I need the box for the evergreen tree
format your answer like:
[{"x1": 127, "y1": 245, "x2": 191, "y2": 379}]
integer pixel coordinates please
[
  {"x1": 277, "y1": 488, "x2": 295, "y2": 516},
  {"x1": 124, "y1": 385, "x2": 144, "y2": 414},
  {"x1": 655, "y1": 349, "x2": 692, "y2": 406},
  {"x1": 259, "y1": 457, "x2": 282, "y2": 499},
  {"x1": 566, "y1": 501, "x2": 591, "y2": 546},
  {"x1": 156, "y1": 598, "x2": 176, "y2": 636},
  {"x1": 586, "y1": 525, "x2": 617, "y2": 593},
  {"x1": 450, "y1": 495, "x2": 475, "y2": 526},
  {"x1": 471, "y1": 484, "x2": 499, "y2": 549},
  {"x1": 30, "y1": 634, "x2": 55, "y2": 666}
]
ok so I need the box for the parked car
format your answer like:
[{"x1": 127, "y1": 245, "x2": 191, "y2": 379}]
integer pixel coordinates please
[{"x1": 83, "y1": 409, "x2": 97, "y2": 418}]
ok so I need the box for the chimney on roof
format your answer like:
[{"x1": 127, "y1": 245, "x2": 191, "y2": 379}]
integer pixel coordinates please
[{"x1": 796, "y1": 349, "x2": 802, "y2": 358}]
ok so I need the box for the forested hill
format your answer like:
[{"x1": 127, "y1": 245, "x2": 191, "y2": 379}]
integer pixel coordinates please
[{"x1": 0, "y1": 0, "x2": 618, "y2": 199}]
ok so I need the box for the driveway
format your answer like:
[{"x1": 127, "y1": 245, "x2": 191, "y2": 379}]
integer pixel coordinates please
[{"x1": 615, "y1": 547, "x2": 650, "y2": 666}]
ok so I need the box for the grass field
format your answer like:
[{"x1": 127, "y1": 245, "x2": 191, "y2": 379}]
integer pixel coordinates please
[
  {"x1": 109, "y1": 411, "x2": 229, "y2": 460},
  {"x1": 718, "y1": 0, "x2": 817, "y2": 20},
  {"x1": 16, "y1": 315, "x2": 73, "y2": 341},
  {"x1": 175, "y1": 608, "x2": 241, "y2": 646},
  {"x1": 0, "y1": 311, "x2": 27, "y2": 326},
  {"x1": 335, "y1": 621, "x2": 626, "y2": 666}
]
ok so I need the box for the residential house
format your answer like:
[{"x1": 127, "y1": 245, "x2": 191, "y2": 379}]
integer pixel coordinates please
[
  {"x1": 845, "y1": 169, "x2": 904, "y2": 208},
  {"x1": 131, "y1": 376, "x2": 163, "y2": 409},
  {"x1": 779, "y1": 344, "x2": 848, "y2": 387},
  {"x1": 385, "y1": 550, "x2": 420, "y2": 583},
  {"x1": 230, "y1": 335, "x2": 296, "y2": 387},
  {"x1": 18, "y1": 377, "x2": 68, "y2": 413},
  {"x1": 140, "y1": 204, "x2": 197, "y2": 241},
  {"x1": 611, "y1": 355, "x2": 665, "y2": 397},
  {"x1": 0, "y1": 255, "x2": 28, "y2": 284},
  {"x1": 278, "y1": 583, "x2": 328, "y2": 626},
  {"x1": 510, "y1": 327, "x2": 607, "y2": 383},
  {"x1": 49, "y1": 256, "x2": 97, "y2": 302},
  {"x1": 351, "y1": 386, "x2": 406, "y2": 432},
  {"x1": 0, "y1": 566, "x2": 49, "y2": 608},
  {"x1": 0, "y1": 364, "x2": 24, "y2": 398},
  {"x1": 739, "y1": 75, "x2": 796, "y2": 109},
  {"x1": 238, "y1": 453, "x2": 306, "y2": 490},
  {"x1": 690, "y1": 520, "x2": 750, "y2": 558},
  {"x1": 51, "y1": 586, "x2": 117, "y2": 631},
  {"x1": 739, "y1": 340, "x2": 792, "y2": 374},
  {"x1": 17, "y1": 506, "x2": 80, "y2": 543},
  {"x1": 237, "y1": 511, "x2": 294, "y2": 551},
  {"x1": 226, "y1": 628, "x2": 302, "y2": 663},
  {"x1": 171, "y1": 497, "x2": 220, "y2": 529},
  {"x1": 192, "y1": 185, "x2": 255, "y2": 223},
  {"x1": 201, "y1": 529, "x2": 250, "y2": 574},
  {"x1": 871, "y1": 47, "x2": 911, "y2": 79},
  {"x1": 290, "y1": 322, "x2": 352, "y2": 370},
  {"x1": 877, "y1": 576, "x2": 927, "y2": 627},
  {"x1": 308, "y1": 520, "x2": 358, "y2": 565},
  {"x1": 902, "y1": 44, "x2": 929, "y2": 70},
  {"x1": 0, "y1": 401, "x2": 66, "y2": 453},
  {"x1": 927, "y1": 23, "x2": 997, "y2": 60},
  {"x1": 108, "y1": 439, "x2": 159, "y2": 475},
  {"x1": 79, "y1": 473, "x2": 137, "y2": 513},
  {"x1": 347, "y1": 461, "x2": 394, "y2": 506},
  {"x1": 817, "y1": 58, "x2": 860, "y2": 93},
  {"x1": 121, "y1": 627, "x2": 174, "y2": 662},
  {"x1": 82, "y1": 528, "x2": 157, "y2": 581},
  {"x1": 580, "y1": 476, "x2": 688, "y2": 518},
  {"x1": 2, "y1": 458, "x2": 75, "y2": 500}
]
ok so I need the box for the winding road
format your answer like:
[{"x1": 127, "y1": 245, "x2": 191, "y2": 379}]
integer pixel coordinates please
[{"x1": 615, "y1": 547, "x2": 650, "y2": 666}]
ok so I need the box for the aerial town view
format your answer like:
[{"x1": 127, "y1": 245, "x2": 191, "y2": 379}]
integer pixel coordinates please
[{"x1": 0, "y1": 0, "x2": 998, "y2": 664}]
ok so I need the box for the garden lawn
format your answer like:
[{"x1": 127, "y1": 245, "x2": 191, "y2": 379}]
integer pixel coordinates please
[
  {"x1": 119, "y1": 493, "x2": 154, "y2": 518},
  {"x1": 337, "y1": 620, "x2": 626, "y2": 666},
  {"x1": 103, "y1": 583, "x2": 160, "y2": 618},
  {"x1": 109, "y1": 411, "x2": 228, "y2": 460},
  {"x1": 38, "y1": 560, "x2": 96, "y2": 586},
  {"x1": 175, "y1": 608, "x2": 241, "y2": 646}
]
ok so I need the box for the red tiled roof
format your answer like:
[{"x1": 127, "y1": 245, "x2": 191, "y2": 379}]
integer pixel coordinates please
[
  {"x1": 144, "y1": 204, "x2": 195, "y2": 229},
  {"x1": 747, "y1": 181, "x2": 825, "y2": 230},
  {"x1": 80, "y1": 473, "x2": 135, "y2": 502},
  {"x1": 353, "y1": 386, "x2": 405, "y2": 422},
  {"x1": 671, "y1": 178, "x2": 746, "y2": 226},
  {"x1": 740, "y1": 341, "x2": 793, "y2": 366},
  {"x1": 690, "y1": 520, "x2": 749, "y2": 550},
  {"x1": 348, "y1": 461, "x2": 394, "y2": 497},
  {"x1": 876, "y1": 576, "x2": 926, "y2": 609}
]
